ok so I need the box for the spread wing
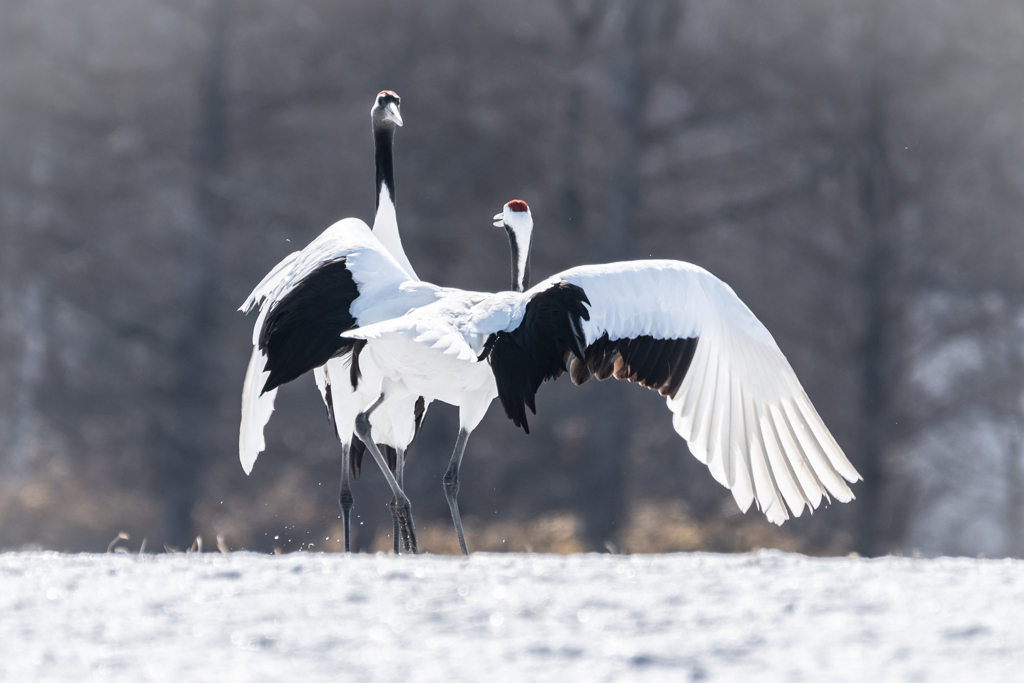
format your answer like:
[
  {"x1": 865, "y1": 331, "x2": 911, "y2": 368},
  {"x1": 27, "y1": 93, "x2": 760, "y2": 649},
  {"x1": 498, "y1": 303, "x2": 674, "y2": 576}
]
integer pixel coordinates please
[{"x1": 482, "y1": 260, "x2": 860, "y2": 524}]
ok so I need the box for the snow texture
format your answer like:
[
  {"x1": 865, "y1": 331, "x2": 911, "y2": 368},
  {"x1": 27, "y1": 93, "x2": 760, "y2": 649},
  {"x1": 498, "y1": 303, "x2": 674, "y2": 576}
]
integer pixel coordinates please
[{"x1": 2, "y1": 550, "x2": 1021, "y2": 682}]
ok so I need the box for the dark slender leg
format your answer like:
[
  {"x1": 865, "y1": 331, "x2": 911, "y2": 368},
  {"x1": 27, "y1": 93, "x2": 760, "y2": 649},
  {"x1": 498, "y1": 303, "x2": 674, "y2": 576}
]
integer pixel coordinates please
[
  {"x1": 325, "y1": 383, "x2": 355, "y2": 553},
  {"x1": 443, "y1": 428, "x2": 471, "y2": 556},
  {"x1": 392, "y1": 448, "x2": 406, "y2": 554},
  {"x1": 355, "y1": 395, "x2": 418, "y2": 554},
  {"x1": 339, "y1": 442, "x2": 354, "y2": 553}
]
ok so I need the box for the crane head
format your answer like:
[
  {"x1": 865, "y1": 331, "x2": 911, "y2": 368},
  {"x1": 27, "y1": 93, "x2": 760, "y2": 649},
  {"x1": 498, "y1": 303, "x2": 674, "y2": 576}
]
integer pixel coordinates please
[{"x1": 371, "y1": 90, "x2": 403, "y2": 128}]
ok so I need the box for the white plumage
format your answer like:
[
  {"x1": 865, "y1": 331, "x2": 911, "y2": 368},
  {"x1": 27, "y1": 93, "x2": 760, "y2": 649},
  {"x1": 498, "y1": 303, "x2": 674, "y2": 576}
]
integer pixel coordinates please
[
  {"x1": 238, "y1": 217, "x2": 439, "y2": 471},
  {"x1": 340, "y1": 201, "x2": 538, "y2": 555},
  {"x1": 346, "y1": 213, "x2": 860, "y2": 530},
  {"x1": 345, "y1": 293, "x2": 501, "y2": 411},
  {"x1": 239, "y1": 347, "x2": 276, "y2": 474},
  {"x1": 559, "y1": 261, "x2": 857, "y2": 523},
  {"x1": 238, "y1": 90, "x2": 437, "y2": 554}
]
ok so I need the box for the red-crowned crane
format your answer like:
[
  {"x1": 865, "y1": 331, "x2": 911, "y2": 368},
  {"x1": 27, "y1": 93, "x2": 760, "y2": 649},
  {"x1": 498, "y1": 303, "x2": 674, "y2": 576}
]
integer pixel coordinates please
[
  {"x1": 239, "y1": 91, "x2": 434, "y2": 553},
  {"x1": 343, "y1": 201, "x2": 861, "y2": 555}
]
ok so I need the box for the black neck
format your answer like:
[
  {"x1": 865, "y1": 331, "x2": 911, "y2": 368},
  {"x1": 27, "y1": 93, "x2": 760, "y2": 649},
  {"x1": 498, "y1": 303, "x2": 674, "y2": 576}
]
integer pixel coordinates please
[
  {"x1": 505, "y1": 226, "x2": 531, "y2": 293},
  {"x1": 374, "y1": 126, "x2": 396, "y2": 210}
]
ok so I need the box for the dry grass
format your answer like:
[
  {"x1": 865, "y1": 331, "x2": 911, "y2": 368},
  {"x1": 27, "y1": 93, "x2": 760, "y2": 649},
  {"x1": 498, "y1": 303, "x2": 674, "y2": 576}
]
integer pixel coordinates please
[
  {"x1": 355, "y1": 500, "x2": 837, "y2": 556},
  {"x1": 2, "y1": 474, "x2": 846, "y2": 556},
  {"x1": 373, "y1": 512, "x2": 588, "y2": 555},
  {"x1": 0, "y1": 476, "x2": 160, "y2": 552},
  {"x1": 621, "y1": 500, "x2": 803, "y2": 554}
]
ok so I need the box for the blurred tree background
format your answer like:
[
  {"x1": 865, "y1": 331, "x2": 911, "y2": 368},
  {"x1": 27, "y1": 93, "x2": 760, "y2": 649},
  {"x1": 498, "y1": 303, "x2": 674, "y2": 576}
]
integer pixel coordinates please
[{"x1": 2, "y1": 0, "x2": 1023, "y2": 557}]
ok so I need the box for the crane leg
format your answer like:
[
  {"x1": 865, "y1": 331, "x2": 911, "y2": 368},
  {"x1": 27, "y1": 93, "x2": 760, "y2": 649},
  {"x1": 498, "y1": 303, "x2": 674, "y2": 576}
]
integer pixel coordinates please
[
  {"x1": 392, "y1": 448, "x2": 406, "y2": 554},
  {"x1": 443, "y1": 428, "x2": 472, "y2": 556},
  {"x1": 326, "y1": 384, "x2": 355, "y2": 553},
  {"x1": 339, "y1": 442, "x2": 354, "y2": 553},
  {"x1": 355, "y1": 394, "x2": 418, "y2": 554}
]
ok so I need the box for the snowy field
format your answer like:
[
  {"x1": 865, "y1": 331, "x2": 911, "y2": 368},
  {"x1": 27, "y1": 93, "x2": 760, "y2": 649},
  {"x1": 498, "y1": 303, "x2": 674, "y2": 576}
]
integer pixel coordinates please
[{"x1": 2, "y1": 550, "x2": 1022, "y2": 682}]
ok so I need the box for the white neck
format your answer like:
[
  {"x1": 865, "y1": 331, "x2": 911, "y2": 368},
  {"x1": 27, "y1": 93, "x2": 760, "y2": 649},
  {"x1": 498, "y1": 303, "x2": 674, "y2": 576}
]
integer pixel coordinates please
[
  {"x1": 504, "y1": 212, "x2": 533, "y2": 292},
  {"x1": 373, "y1": 184, "x2": 419, "y2": 281}
]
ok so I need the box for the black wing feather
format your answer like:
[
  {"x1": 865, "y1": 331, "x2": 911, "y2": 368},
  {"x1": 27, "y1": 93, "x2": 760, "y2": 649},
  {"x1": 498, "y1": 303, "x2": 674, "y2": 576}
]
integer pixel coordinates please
[
  {"x1": 412, "y1": 396, "x2": 427, "y2": 441},
  {"x1": 486, "y1": 281, "x2": 702, "y2": 433},
  {"x1": 483, "y1": 282, "x2": 590, "y2": 433},
  {"x1": 258, "y1": 258, "x2": 360, "y2": 393},
  {"x1": 573, "y1": 334, "x2": 699, "y2": 398}
]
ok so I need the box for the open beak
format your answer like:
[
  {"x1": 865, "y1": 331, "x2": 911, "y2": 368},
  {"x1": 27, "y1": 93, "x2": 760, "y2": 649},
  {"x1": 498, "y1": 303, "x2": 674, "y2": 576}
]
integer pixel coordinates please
[
  {"x1": 386, "y1": 101, "x2": 403, "y2": 127},
  {"x1": 493, "y1": 213, "x2": 505, "y2": 227}
]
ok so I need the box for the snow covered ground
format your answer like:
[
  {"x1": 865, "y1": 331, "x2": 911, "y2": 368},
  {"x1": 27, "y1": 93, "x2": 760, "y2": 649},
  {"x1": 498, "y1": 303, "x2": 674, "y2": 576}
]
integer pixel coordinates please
[{"x1": 1, "y1": 550, "x2": 1021, "y2": 682}]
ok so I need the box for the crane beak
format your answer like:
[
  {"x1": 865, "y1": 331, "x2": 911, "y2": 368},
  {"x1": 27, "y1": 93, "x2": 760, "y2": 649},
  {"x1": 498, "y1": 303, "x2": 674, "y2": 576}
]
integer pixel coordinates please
[
  {"x1": 385, "y1": 101, "x2": 403, "y2": 127},
  {"x1": 493, "y1": 213, "x2": 505, "y2": 227}
]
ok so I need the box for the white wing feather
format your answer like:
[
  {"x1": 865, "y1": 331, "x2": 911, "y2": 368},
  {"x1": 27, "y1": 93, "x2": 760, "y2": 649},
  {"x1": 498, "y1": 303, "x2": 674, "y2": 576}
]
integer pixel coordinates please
[
  {"x1": 238, "y1": 217, "x2": 437, "y2": 473},
  {"x1": 240, "y1": 218, "x2": 413, "y2": 324},
  {"x1": 337, "y1": 257, "x2": 858, "y2": 524},
  {"x1": 343, "y1": 295, "x2": 486, "y2": 363},
  {"x1": 239, "y1": 347, "x2": 276, "y2": 475},
  {"x1": 528, "y1": 260, "x2": 860, "y2": 524}
]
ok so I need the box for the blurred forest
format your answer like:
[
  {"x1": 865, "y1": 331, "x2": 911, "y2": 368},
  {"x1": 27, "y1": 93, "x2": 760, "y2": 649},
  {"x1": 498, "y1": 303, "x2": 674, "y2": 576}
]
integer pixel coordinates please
[{"x1": 2, "y1": 0, "x2": 1024, "y2": 557}]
